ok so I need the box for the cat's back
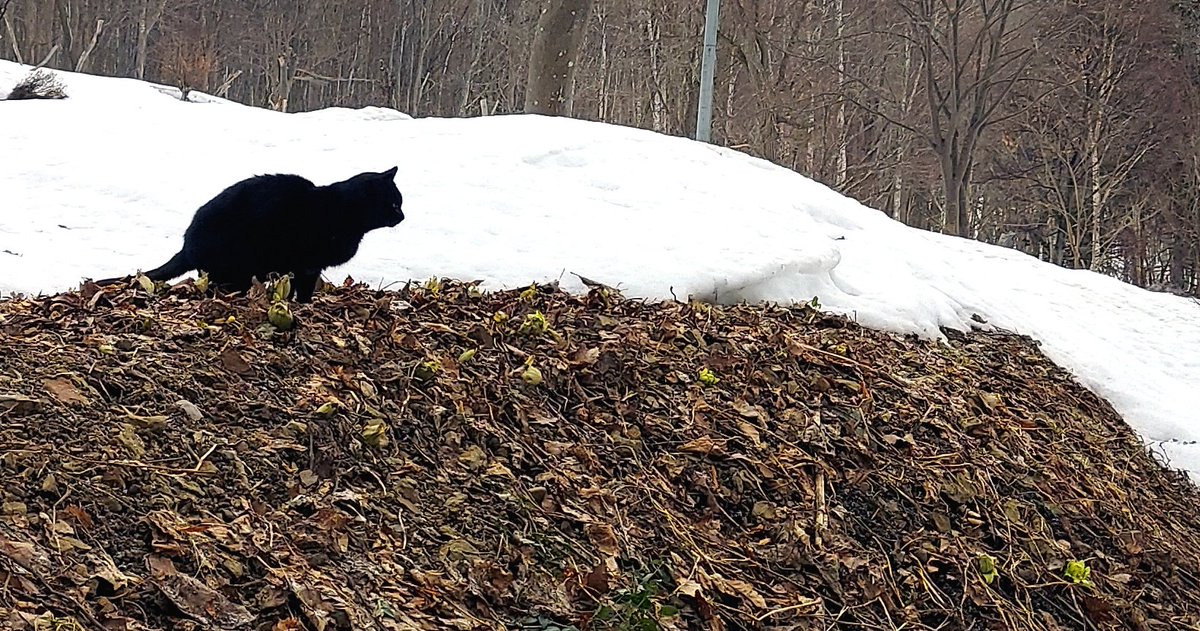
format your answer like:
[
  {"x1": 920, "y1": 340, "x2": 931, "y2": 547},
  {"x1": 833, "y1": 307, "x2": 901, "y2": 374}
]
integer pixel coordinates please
[{"x1": 195, "y1": 174, "x2": 317, "y2": 218}]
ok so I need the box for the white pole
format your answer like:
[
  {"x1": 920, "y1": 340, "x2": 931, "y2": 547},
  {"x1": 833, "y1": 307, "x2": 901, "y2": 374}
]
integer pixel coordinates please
[{"x1": 695, "y1": 0, "x2": 720, "y2": 143}]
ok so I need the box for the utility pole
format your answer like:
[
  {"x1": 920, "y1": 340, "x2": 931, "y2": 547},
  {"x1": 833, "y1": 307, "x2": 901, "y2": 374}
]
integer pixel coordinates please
[{"x1": 694, "y1": 0, "x2": 720, "y2": 143}]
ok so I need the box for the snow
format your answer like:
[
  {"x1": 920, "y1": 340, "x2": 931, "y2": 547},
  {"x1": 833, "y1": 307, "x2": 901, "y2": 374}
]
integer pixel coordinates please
[{"x1": 3, "y1": 61, "x2": 1199, "y2": 481}]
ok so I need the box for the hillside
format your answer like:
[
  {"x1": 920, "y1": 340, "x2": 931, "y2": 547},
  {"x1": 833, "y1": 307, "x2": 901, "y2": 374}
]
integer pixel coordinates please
[
  {"x1": 2, "y1": 278, "x2": 1199, "y2": 630},
  {"x1": 2, "y1": 60, "x2": 1199, "y2": 482}
]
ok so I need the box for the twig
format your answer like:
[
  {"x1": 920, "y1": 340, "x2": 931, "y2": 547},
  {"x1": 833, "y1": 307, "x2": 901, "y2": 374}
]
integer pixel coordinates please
[
  {"x1": 753, "y1": 598, "x2": 823, "y2": 621},
  {"x1": 192, "y1": 441, "x2": 221, "y2": 472},
  {"x1": 793, "y1": 339, "x2": 913, "y2": 389},
  {"x1": 814, "y1": 469, "x2": 827, "y2": 548},
  {"x1": 72, "y1": 455, "x2": 217, "y2": 476}
]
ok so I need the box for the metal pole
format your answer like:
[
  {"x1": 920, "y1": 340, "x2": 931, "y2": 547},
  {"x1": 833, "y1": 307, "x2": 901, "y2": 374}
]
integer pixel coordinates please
[{"x1": 695, "y1": 0, "x2": 720, "y2": 143}]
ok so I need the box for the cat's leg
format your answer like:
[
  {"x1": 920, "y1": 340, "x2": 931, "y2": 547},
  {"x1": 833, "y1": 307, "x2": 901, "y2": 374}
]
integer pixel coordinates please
[{"x1": 293, "y1": 270, "x2": 321, "y2": 303}]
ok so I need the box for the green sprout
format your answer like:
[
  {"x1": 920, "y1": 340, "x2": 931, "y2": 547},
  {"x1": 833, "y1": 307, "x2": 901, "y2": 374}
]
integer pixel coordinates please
[
  {"x1": 1064, "y1": 560, "x2": 1094, "y2": 588},
  {"x1": 519, "y1": 311, "x2": 549, "y2": 335},
  {"x1": 976, "y1": 554, "x2": 999, "y2": 585},
  {"x1": 415, "y1": 359, "x2": 442, "y2": 381}
]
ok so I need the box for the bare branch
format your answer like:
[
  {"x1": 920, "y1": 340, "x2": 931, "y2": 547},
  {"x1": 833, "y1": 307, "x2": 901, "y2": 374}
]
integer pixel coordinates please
[
  {"x1": 34, "y1": 44, "x2": 60, "y2": 70},
  {"x1": 74, "y1": 19, "x2": 106, "y2": 73}
]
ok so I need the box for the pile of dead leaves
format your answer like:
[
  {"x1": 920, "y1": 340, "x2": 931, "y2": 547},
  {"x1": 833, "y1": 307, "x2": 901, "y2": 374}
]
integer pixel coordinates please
[{"x1": 1, "y1": 277, "x2": 1199, "y2": 631}]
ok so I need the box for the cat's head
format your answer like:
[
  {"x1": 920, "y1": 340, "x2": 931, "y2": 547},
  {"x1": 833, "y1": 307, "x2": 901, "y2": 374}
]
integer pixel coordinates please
[{"x1": 351, "y1": 166, "x2": 405, "y2": 230}]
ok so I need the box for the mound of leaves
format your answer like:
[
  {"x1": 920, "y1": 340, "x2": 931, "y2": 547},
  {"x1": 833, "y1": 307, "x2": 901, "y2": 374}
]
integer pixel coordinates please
[{"x1": 2, "y1": 277, "x2": 1199, "y2": 631}]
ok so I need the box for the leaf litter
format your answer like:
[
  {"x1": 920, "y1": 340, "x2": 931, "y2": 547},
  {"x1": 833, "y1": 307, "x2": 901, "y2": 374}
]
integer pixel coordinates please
[{"x1": 0, "y1": 277, "x2": 1198, "y2": 630}]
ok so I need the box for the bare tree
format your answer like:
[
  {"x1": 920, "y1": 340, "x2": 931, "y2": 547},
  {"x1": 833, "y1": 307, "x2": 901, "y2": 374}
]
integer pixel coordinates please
[{"x1": 897, "y1": 0, "x2": 1037, "y2": 238}]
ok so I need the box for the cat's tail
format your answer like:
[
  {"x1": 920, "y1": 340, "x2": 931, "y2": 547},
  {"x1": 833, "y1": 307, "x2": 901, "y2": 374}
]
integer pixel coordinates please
[
  {"x1": 93, "y1": 250, "x2": 192, "y2": 286},
  {"x1": 142, "y1": 250, "x2": 192, "y2": 281}
]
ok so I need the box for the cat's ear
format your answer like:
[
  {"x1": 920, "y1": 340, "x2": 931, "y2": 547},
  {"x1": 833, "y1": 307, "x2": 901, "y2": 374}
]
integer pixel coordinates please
[{"x1": 382, "y1": 166, "x2": 398, "y2": 179}]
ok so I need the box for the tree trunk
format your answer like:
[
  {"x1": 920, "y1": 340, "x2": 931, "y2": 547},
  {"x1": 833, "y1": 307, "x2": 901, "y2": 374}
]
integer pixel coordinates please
[
  {"x1": 524, "y1": 0, "x2": 593, "y2": 116},
  {"x1": 53, "y1": 0, "x2": 75, "y2": 69},
  {"x1": 646, "y1": 12, "x2": 667, "y2": 132},
  {"x1": 136, "y1": 0, "x2": 168, "y2": 80},
  {"x1": 833, "y1": 0, "x2": 847, "y2": 186},
  {"x1": 1169, "y1": 230, "x2": 1187, "y2": 291},
  {"x1": 942, "y1": 166, "x2": 962, "y2": 237},
  {"x1": 939, "y1": 151, "x2": 972, "y2": 238}
]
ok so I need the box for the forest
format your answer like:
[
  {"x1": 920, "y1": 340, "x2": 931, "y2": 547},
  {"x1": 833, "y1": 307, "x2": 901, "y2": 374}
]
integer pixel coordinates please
[{"x1": 3, "y1": 0, "x2": 1198, "y2": 294}]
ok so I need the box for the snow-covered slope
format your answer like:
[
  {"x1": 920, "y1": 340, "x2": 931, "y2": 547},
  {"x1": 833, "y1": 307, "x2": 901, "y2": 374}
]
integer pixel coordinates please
[{"x1": 3, "y1": 61, "x2": 1199, "y2": 480}]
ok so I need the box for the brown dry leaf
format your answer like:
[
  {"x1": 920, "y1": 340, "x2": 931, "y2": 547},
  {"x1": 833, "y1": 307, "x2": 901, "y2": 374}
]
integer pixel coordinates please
[
  {"x1": 585, "y1": 523, "x2": 620, "y2": 556},
  {"x1": 52, "y1": 536, "x2": 91, "y2": 553},
  {"x1": 782, "y1": 595, "x2": 823, "y2": 614},
  {"x1": 569, "y1": 347, "x2": 601, "y2": 366},
  {"x1": 64, "y1": 506, "x2": 95, "y2": 531},
  {"x1": 42, "y1": 378, "x2": 88, "y2": 406},
  {"x1": 89, "y1": 551, "x2": 139, "y2": 592},
  {"x1": 458, "y1": 445, "x2": 487, "y2": 471},
  {"x1": 737, "y1": 422, "x2": 762, "y2": 446},
  {"x1": 0, "y1": 394, "x2": 43, "y2": 416},
  {"x1": 219, "y1": 347, "x2": 253, "y2": 375},
  {"x1": 679, "y1": 436, "x2": 727, "y2": 457},
  {"x1": 10, "y1": 612, "x2": 57, "y2": 631},
  {"x1": 585, "y1": 558, "x2": 618, "y2": 594},
  {"x1": 484, "y1": 461, "x2": 514, "y2": 478},
  {"x1": 2, "y1": 501, "x2": 27, "y2": 515},
  {"x1": 675, "y1": 578, "x2": 704, "y2": 598},
  {"x1": 752, "y1": 501, "x2": 777, "y2": 520},
  {"x1": 176, "y1": 399, "x2": 204, "y2": 421},
  {"x1": 978, "y1": 392, "x2": 1003, "y2": 411},
  {"x1": 145, "y1": 554, "x2": 176, "y2": 579},
  {"x1": 718, "y1": 577, "x2": 767, "y2": 609},
  {"x1": 146, "y1": 554, "x2": 252, "y2": 627},
  {"x1": 441, "y1": 538, "x2": 481, "y2": 560},
  {"x1": 0, "y1": 535, "x2": 43, "y2": 572},
  {"x1": 732, "y1": 399, "x2": 764, "y2": 419},
  {"x1": 299, "y1": 470, "x2": 319, "y2": 486}
]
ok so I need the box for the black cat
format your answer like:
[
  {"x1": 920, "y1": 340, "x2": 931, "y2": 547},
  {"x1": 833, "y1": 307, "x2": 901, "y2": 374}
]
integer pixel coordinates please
[{"x1": 97, "y1": 167, "x2": 405, "y2": 302}]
